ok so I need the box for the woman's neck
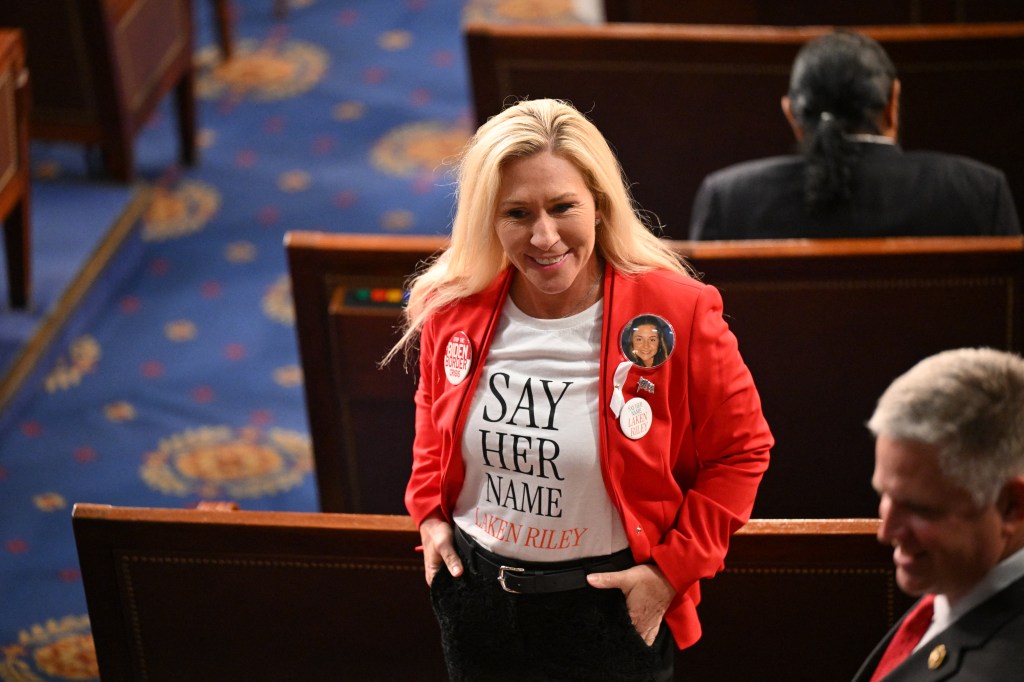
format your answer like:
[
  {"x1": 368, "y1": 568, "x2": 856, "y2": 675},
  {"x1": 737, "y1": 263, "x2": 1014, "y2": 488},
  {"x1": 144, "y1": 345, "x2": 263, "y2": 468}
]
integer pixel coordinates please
[{"x1": 511, "y1": 261, "x2": 604, "y2": 319}]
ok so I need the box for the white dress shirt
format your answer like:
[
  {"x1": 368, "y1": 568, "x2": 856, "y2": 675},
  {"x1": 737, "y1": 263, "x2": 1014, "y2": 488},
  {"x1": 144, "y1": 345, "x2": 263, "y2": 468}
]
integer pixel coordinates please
[{"x1": 915, "y1": 544, "x2": 1024, "y2": 650}]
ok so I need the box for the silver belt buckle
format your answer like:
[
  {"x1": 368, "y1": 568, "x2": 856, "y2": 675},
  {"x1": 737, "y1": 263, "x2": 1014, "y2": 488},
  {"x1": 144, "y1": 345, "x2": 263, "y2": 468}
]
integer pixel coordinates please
[{"x1": 498, "y1": 565, "x2": 525, "y2": 593}]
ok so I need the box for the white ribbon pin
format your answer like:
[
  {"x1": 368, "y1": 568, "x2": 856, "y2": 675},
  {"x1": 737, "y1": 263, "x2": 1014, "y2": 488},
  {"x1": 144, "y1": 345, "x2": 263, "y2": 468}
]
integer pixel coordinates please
[{"x1": 610, "y1": 360, "x2": 652, "y2": 440}]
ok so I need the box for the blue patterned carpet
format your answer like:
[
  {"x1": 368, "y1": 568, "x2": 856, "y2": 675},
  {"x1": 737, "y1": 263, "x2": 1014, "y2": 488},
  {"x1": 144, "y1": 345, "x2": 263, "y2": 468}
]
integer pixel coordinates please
[{"x1": 0, "y1": 1, "x2": 595, "y2": 677}]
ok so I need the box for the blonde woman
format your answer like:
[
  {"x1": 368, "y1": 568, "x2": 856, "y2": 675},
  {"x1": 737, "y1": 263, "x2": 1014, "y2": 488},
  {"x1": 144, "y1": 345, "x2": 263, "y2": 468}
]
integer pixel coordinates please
[{"x1": 389, "y1": 98, "x2": 771, "y2": 680}]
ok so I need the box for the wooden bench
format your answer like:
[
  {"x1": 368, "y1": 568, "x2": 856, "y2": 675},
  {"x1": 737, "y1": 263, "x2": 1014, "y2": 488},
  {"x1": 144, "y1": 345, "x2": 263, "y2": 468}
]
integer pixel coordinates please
[
  {"x1": 466, "y1": 21, "x2": 1024, "y2": 238},
  {"x1": 603, "y1": 0, "x2": 1024, "y2": 24},
  {"x1": 286, "y1": 231, "x2": 1024, "y2": 519},
  {"x1": 72, "y1": 504, "x2": 910, "y2": 681}
]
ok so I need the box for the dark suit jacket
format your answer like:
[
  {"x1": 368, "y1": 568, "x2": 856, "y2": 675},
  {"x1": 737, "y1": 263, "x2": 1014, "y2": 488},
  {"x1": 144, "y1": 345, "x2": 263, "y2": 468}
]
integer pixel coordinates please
[
  {"x1": 689, "y1": 143, "x2": 1021, "y2": 240},
  {"x1": 851, "y1": 574, "x2": 1024, "y2": 681}
]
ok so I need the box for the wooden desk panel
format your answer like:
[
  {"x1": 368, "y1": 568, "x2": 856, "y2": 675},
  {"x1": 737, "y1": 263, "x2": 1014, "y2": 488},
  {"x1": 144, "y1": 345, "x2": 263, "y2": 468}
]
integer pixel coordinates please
[
  {"x1": 73, "y1": 505, "x2": 909, "y2": 681},
  {"x1": 680, "y1": 518, "x2": 913, "y2": 679},
  {"x1": 0, "y1": 0, "x2": 196, "y2": 182},
  {"x1": 72, "y1": 505, "x2": 445, "y2": 681}
]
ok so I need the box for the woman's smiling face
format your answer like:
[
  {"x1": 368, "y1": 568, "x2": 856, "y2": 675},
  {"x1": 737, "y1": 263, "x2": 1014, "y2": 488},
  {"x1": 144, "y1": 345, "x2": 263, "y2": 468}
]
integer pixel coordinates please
[
  {"x1": 631, "y1": 324, "x2": 660, "y2": 367},
  {"x1": 494, "y1": 151, "x2": 601, "y2": 319}
]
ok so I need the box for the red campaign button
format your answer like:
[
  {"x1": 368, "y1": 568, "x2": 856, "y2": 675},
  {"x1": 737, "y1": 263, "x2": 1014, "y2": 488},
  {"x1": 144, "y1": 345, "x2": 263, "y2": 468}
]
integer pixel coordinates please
[{"x1": 443, "y1": 331, "x2": 472, "y2": 385}]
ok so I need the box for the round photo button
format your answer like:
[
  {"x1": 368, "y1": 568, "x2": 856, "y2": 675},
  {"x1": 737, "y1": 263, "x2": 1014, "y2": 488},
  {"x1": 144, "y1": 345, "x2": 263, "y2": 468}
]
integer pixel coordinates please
[{"x1": 620, "y1": 314, "x2": 674, "y2": 369}]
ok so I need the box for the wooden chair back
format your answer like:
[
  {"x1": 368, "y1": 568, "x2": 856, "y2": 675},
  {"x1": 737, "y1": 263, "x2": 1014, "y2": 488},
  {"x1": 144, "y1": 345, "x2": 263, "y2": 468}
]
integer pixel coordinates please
[
  {"x1": 286, "y1": 231, "x2": 1024, "y2": 518},
  {"x1": 466, "y1": 21, "x2": 1024, "y2": 238},
  {"x1": 287, "y1": 232, "x2": 446, "y2": 513},
  {"x1": 72, "y1": 504, "x2": 445, "y2": 681},
  {"x1": 680, "y1": 518, "x2": 912, "y2": 679},
  {"x1": 683, "y1": 235, "x2": 1024, "y2": 517},
  {"x1": 73, "y1": 505, "x2": 909, "y2": 681}
]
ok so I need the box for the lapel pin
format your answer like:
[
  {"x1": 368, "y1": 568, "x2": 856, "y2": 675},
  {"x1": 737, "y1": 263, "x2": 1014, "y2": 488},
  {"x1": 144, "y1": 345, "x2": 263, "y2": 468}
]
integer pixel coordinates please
[
  {"x1": 618, "y1": 397, "x2": 652, "y2": 440},
  {"x1": 444, "y1": 331, "x2": 472, "y2": 385}
]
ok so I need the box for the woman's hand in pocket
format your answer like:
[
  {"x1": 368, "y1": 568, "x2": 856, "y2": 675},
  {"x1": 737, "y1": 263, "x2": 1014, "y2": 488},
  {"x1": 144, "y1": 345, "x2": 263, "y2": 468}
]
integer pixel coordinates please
[
  {"x1": 419, "y1": 515, "x2": 463, "y2": 586},
  {"x1": 587, "y1": 563, "x2": 675, "y2": 645}
]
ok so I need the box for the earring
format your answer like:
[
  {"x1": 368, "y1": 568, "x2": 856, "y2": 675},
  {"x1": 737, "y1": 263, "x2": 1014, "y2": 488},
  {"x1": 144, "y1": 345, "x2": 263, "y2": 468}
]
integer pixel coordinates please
[{"x1": 595, "y1": 218, "x2": 601, "y2": 226}]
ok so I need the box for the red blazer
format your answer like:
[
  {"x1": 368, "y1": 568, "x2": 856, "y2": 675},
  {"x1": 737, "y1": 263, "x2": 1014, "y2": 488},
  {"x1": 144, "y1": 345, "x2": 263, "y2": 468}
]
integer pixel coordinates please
[{"x1": 406, "y1": 265, "x2": 772, "y2": 648}]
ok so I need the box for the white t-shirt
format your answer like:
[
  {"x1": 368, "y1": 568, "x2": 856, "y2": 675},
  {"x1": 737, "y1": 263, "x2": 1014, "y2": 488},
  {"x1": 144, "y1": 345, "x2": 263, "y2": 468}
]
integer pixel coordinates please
[{"x1": 453, "y1": 297, "x2": 629, "y2": 562}]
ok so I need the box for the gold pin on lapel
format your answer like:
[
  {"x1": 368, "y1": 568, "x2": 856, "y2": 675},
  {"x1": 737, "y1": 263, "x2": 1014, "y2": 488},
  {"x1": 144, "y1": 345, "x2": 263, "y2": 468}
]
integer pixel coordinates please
[{"x1": 927, "y1": 644, "x2": 947, "y2": 670}]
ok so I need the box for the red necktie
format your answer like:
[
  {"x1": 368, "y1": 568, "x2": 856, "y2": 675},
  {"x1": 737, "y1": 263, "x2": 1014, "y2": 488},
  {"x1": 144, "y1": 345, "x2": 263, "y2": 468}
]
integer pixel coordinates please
[{"x1": 870, "y1": 594, "x2": 936, "y2": 682}]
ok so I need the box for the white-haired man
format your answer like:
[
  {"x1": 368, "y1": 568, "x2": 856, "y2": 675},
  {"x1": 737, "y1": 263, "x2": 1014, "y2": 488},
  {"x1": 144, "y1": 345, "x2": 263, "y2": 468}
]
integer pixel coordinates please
[{"x1": 853, "y1": 347, "x2": 1024, "y2": 681}]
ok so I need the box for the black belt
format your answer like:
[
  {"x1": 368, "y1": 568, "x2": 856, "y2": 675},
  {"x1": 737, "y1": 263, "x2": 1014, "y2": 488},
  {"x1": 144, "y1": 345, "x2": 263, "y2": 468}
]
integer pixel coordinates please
[{"x1": 454, "y1": 526, "x2": 634, "y2": 595}]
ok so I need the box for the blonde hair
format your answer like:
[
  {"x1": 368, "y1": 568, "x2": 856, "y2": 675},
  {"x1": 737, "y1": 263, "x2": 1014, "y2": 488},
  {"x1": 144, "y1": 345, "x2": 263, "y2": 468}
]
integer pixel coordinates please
[{"x1": 385, "y1": 98, "x2": 693, "y2": 365}]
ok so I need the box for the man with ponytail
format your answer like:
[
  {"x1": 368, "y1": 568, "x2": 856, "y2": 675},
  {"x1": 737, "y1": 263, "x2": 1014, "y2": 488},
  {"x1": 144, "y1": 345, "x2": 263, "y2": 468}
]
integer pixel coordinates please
[{"x1": 689, "y1": 30, "x2": 1020, "y2": 240}]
